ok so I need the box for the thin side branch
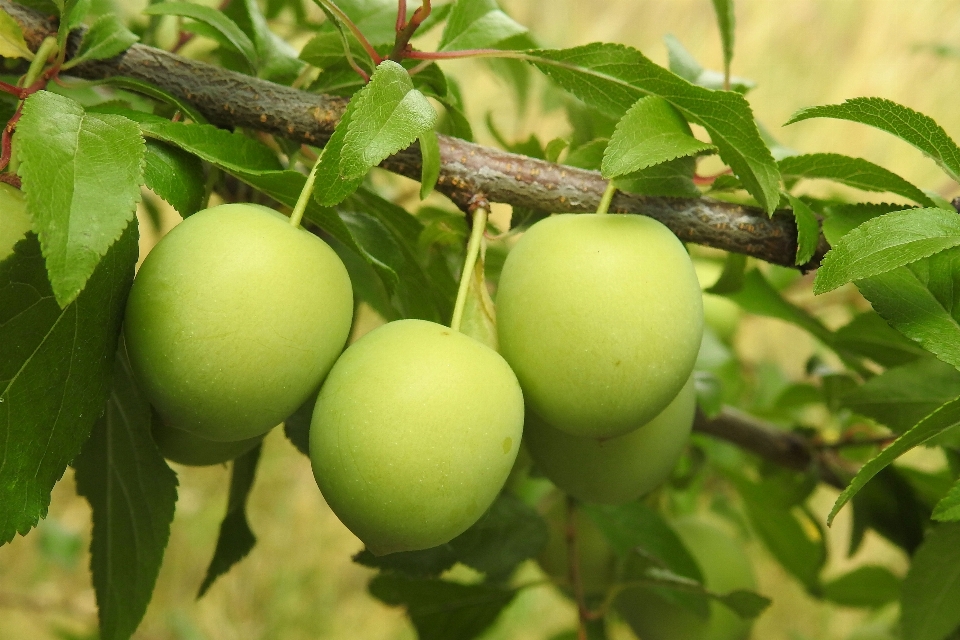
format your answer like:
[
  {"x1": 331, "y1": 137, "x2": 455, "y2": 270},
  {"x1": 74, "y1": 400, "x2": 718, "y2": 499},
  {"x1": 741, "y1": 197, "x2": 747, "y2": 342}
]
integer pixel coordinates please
[{"x1": 0, "y1": 0, "x2": 829, "y2": 269}]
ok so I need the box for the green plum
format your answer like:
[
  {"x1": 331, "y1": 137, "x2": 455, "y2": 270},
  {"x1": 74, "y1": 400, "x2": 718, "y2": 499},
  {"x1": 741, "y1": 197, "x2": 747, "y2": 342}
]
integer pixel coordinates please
[
  {"x1": 0, "y1": 183, "x2": 32, "y2": 261},
  {"x1": 496, "y1": 214, "x2": 703, "y2": 439},
  {"x1": 537, "y1": 496, "x2": 618, "y2": 600},
  {"x1": 524, "y1": 376, "x2": 696, "y2": 504},
  {"x1": 617, "y1": 516, "x2": 756, "y2": 640},
  {"x1": 310, "y1": 319, "x2": 524, "y2": 556},
  {"x1": 125, "y1": 203, "x2": 353, "y2": 442},
  {"x1": 151, "y1": 414, "x2": 263, "y2": 466}
]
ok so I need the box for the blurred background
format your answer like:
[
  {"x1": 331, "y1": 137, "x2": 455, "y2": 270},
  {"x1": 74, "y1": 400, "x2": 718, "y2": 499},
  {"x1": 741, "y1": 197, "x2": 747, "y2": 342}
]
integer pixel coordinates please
[{"x1": 3, "y1": 0, "x2": 960, "y2": 638}]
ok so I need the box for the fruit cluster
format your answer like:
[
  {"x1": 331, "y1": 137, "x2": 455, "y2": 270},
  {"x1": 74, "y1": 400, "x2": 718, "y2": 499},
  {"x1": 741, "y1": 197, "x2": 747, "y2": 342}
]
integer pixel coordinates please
[{"x1": 124, "y1": 204, "x2": 704, "y2": 555}]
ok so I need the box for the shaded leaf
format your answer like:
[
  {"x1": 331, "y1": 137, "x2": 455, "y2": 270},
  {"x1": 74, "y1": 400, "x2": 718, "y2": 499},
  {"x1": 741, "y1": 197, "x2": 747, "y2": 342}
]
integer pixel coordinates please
[
  {"x1": 0, "y1": 7, "x2": 34, "y2": 59},
  {"x1": 613, "y1": 156, "x2": 701, "y2": 198},
  {"x1": 198, "y1": 445, "x2": 262, "y2": 597},
  {"x1": 142, "y1": 140, "x2": 205, "y2": 217},
  {"x1": 786, "y1": 98, "x2": 960, "y2": 183},
  {"x1": 73, "y1": 344, "x2": 178, "y2": 640},
  {"x1": 822, "y1": 566, "x2": 901, "y2": 609},
  {"x1": 0, "y1": 227, "x2": 137, "y2": 544},
  {"x1": 814, "y1": 208, "x2": 960, "y2": 294},
  {"x1": 143, "y1": 2, "x2": 258, "y2": 69},
  {"x1": 419, "y1": 129, "x2": 441, "y2": 200},
  {"x1": 901, "y1": 523, "x2": 960, "y2": 640},
  {"x1": 850, "y1": 467, "x2": 929, "y2": 556},
  {"x1": 780, "y1": 153, "x2": 934, "y2": 207},
  {"x1": 438, "y1": 0, "x2": 527, "y2": 52},
  {"x1": 17, "y1": 91, "x2": 144, "y2": 306},
  {"x1": 602, "y1": 95, "x2": 715, "y2": 178},
  {"x1": 933, "y1": 478, "x2": 960, "y2": 521},
  {"x1": 782, "y1": 193, "x2": 819, "y2": 265}
]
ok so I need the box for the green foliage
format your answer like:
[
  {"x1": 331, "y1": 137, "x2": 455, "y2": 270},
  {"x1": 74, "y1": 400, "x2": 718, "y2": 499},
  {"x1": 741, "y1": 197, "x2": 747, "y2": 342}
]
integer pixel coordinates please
[
  {"x1": 779, "y1": 153, "x2": 935, "y2": 207},
  {"x1": 16, "y1": 91, "x2": 144, "y2": 306},
  {"x1": 822, "y1": 566, "x2": 901, "y2": 608},
  {"x1": 710, "y1": 0, "x2": 735, "y2": 72},
  {"x1": 143, "y1": 2, "x2": 258, "y2": 69},
  {"x1": 781, "y1": 193, "x2": 819, "y2": 265},
  {"x1": 142, "y1": 140, "x2": 205, "y2": 217},
  {"x1": 73, "y1": 345, "x2": 178, "y2": 640},
  {"x1": 66, "y1": 14, "x2": 138, "y2": 67},
  {"x1": 418, "y1": 128, "x2": 441, "y2": 199},
  {"x1": 438, "y1": 0, "x2": 527, "y2": 51},
  {"x1": 0, "y1": 7, "x2": 33, "y2": 59},
  {"x1": 901, "y1": 524, "x2": 960, "y2": 640}
]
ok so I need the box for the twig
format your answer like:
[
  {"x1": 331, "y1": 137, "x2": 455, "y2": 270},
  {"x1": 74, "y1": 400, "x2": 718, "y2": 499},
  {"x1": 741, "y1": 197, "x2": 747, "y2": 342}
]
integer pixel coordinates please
[
  {"x1": 566, "y1": 497, "x2": 590, "y2": 640},
  {"x1": 390, "y1": 0, "x2": 431, "y2": 62}
]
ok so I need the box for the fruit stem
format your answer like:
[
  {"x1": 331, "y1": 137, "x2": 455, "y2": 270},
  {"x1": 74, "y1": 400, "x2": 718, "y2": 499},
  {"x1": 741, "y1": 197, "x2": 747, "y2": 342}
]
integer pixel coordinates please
[
  {"x1": 450, "y1": 204, "x2": 488, "y2": 332},
  {"x1": 595, "y1": 180, "x2": 616, "y2": 215},
  {"x1": 566, "y1": 496, "x2": 590, "y2": 640},
  {"x1": 289, "y1": 151, "x2": 326, "y2": 228},
  {"x1": 22, "y1": 37, "x2": 58, "y2": 90}
]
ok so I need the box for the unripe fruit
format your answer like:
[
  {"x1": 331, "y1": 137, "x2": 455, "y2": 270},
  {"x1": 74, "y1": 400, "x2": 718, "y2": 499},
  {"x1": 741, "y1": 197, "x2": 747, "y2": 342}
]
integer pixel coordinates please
[
  {"x1": 496, "y1": 214, "x2": 703, "y2": 439},
  {"x1": 525, "y1": 376, "x2": 696, "y2": 504},
  {"x1": 310, "y1": 319, "x2": 524, "y2": 555},
  {"x1": 151, "y1": 416, "x2": 263, "y2": 466},
  {"x1": 617, "y1": 516, "x2": 756, "y2": 640},
  {"x1": 125, "y1": 204, "x2": 353, "y2": 442}
]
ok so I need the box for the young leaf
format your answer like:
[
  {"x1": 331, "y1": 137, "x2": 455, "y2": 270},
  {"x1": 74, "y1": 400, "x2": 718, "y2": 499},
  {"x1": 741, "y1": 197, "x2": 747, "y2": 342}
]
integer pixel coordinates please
[
  {"x1": 73, "y1": 344, "x2": 178, "y2": 640},
  {"x1": 786, "y1": 98, "x2": 960, "y2": 184},
  {"x1": 820, "y1": 202, "x2": 910, "y2": 245},
  {"x1": 782, "y1": 193, "x2": 819, "y2": 265},
  {"x1": 601, "y1": 95, "x2": 715, "y2": 179},
  {"x1": 17, "y1": 91, "x2": 144, "y2": 307},
  {"x1": 66, "y1": 14, "x2": 138, "y2": 67},
  {"x1": 779, "y1": 153, "x2": 935, "y2": 207},
  {"x1": 662, "y1": 34, "x2": 754, "y2": 94},
  {"x1": 223, "y1": 0, "x2": 305, "y2": 83},
  {"x1": 842, "y1": 357, "x2": 960, "y2": 433},
  {"x1": 340, "y1": 60, "x2": 437, "y2": 179},
  {"x1": 438, "y1": 0, "x2": 527, "y2": 52},
  {"x1": 459, "y1": 242, "x2": 498, "y2": 350},
  {"x1": 369, "y1": 573, "x2": 517, "y2": 640},
  {"x1": 526, "y1": 44, "x2": 780, "y2": 212},
  {"x1": 933, "y1": 478, "x2": 960, "y2": 522},
  {"x1": 711, "y1": 0, "x2": 735, "y2": 73},
  {"x1": 814, "y1": 208, "x2": 960, "y2": 294},
  {"x1": 143, "y1": 140, "x2": 205, "y2": 217},
  {"x1": 0, "y1": 226, "x2": 137, "y2": 545},
  {"x1": 198, "y1": 444, "x2": 262, "y2": 597},
  {"x1": 419, "y1": 129, "x2": 441, "y2": 200},
  {"x1": 613, "y1": 156, "x2": 701, "y2": 198},
  {"x1": 822, "y1": 566, "x2": 901, "y2": 608},
  {"x1": 901, "y1": 523, "x2": 960, "y2": 640},
  {"x1": 829, "y1": 396, "x2": 960, "y2": 525},
  {"x1": 856, "y1": 250, "x2": 960, "y2": 368},
  {"x1": 142, "y1": 2, "x2": 258, "y2": 69},
  {"x1": 0, "y1": 7, "x2": 34, "y2": 59}
]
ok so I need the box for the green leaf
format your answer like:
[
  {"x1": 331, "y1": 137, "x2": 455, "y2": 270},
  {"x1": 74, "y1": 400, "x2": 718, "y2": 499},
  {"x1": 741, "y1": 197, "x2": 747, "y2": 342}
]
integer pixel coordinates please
[
  {"x1": 526, "y1": 44, "x2": 780, "y2": 212},
  {"x1": 851, "y1": 467, "x2": 928, "y2": 555},
  {"x1": 933, "y1": 478, "x2": 960, "y2": 521},
  {"x1": 340, "y1": 60, "x2": 437, "y2": 179},
  {"x1": 623, "y1": 566, "x2": 770, "y2": 620},
  {"x1": 601, "y1": 95, "x2": 715, "y2": 179},
  {"x1": 198, "y1": 444, "x2": 261, "y2": 597},
  {"x1": 843, "y1": 357, "x2": 960, "y2": 433},
  {"x1": 822, "y1": 566, "x2": 901, "y2": 609},
  {"x1": 73, "y1": 344, "x2": 178, "y2": 640},
  {"x1": 67, "y1": 14, "x2": 138, "y2": 67},
  {"x1": 438, "y1": 0, "x2": 527, "y2": 52},
  {"x1": 0, "y1": 7, "x2": 34, "y2": 59},
  {"x1": 223, "y1": 0, "x2": 305, "y2": 83},
  {"x1": 17, "y1": 91, "x2": 144, "y2": 306},
  {"x1": 662, "y1": 34, "x2": 754, "y2": 94},
  {"x1": 820, "y1": 202, "x2": 910, "y2": 245},
  {"x1": 613, "y1": 157, "x2": 701, "y2": 198},
  {"x1": 1, "y1": 226, "x2": 137, "y2": 545},
  {"x1": 856, "y1": 250, "x2": 960, "y2": 369},
  {"x1": 814, "y1": 208, "x2": 960, "y2": 294},
  {"x1": 91, "y1": 77, "x2": 208, "y2": 124},
  {"x1": 711, "y1": 0, "x2": 735, "y2": 71},
  {"x1": 779, "y1": 153, "x2": 935, "y2": 207},
  {"x1": 0, "y1": 183, "x2": 32, "y2": 261},
  {"x1": 142, "y1": 2, "x2": 258, "y2": 69},
  {"x1": 832, "y1": 311, "x2": 928, "y2": 368},
  {"x1": 901, "y1": 523, "x2": 960, "y2": 640},
  {"x1": 299, "y1": 29, "x2": 369, "y2": 70},
  {"x1": 786, "y1": 98, "x2": 960, "y2": 184},
  {"x1": 369, "y1": 573, "x2": 517, "y2": 640},
  {"x1": 705, "y1": 252, "x2": 747, "y2": 294},
  {"x1": 419, "y1": 129, "x2": 441, "y2": 200},
  {"x1": 143, "y1": 140, "x2": 205, "y2": 217},
  {"x1": 829, "y1": 396, "x2": 960, "y2": 526},
  {"x1": 782, "y1": 193, "x2": 819, "y2": 265}
]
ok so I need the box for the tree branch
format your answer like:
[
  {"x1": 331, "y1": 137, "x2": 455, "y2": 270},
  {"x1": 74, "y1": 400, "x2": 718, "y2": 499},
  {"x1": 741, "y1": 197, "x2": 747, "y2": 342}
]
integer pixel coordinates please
[
  {"x1": 693, "y1": 407, "x2": 850, "y2": 489},
  {"x1": 0, "y1": 0, "x2": 828, "y2": 270}
]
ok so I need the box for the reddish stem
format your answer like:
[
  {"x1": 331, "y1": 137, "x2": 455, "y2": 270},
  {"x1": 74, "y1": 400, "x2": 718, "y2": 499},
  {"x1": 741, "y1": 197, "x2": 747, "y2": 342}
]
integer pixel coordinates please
[
  {"x1": 0, "y1": 80, "x2": 21, "y2": 97},
  {"x1": 390, "y1": 0, "x2": 431, "y2": 61},
  {"x1": 693, "y1": 168, "x2": 733, "y2": 185},
  {"x1": 0, "y1": 172, "x2": 21, "y2": 189},
  {"x1": 0, "y1": 104, "x2": 24, "y2": 173},
  {"x1": 396, "y1": 0, "x2": 406, "y2": 32},
  {"x1": 403, "y1": 47, "x2": 509, "y2": 60}
]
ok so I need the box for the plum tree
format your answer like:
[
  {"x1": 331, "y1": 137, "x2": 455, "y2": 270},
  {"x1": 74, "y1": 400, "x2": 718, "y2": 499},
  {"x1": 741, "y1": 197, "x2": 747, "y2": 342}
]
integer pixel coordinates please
[
  {"x1": 617, "y1": 516, "x2": 756, "y2": 640},
  {"x1": 151, "y1": 415, "x2": 263, "y2": 467},
  {"x1": 124, "y1": 203, "x2": 353, "y2": 442},
  {"x1": 496, "y1": 214, "x2": 703, "y2": 439},
  {"x1": 524, "y1": 376, "x2": 696, "y2": 504},
  {"x1": 309, "y1": 319, "x2": 524, "y2": 555}
]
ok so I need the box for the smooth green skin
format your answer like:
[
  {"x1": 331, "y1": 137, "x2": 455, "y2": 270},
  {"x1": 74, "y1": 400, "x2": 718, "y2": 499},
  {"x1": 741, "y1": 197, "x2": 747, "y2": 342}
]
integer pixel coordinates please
[
  {"x1": 537, "y1": 496, "x2": 618, "y2": 600},
  {"x1": 151, "y1": 416, "x2": 263, "y2": 466},
  {"x1": 309, "y1": 319, "x2": 524, "y2": 555},
  {"x1": 496, "y1": 214, "x2": 703, "y2": 439},
  {"x1": 525, "y1": 376, "x2": 696, "y2": 504},
  {"x1": 125, "y1": 203, "x2": 353, "y2": 441},
  {"x1": 617, "y1": 516, "x2": 756, "y2": 640},
  {"x1": 0, "y1": 183, "x2": 32, "y2": 261}
]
